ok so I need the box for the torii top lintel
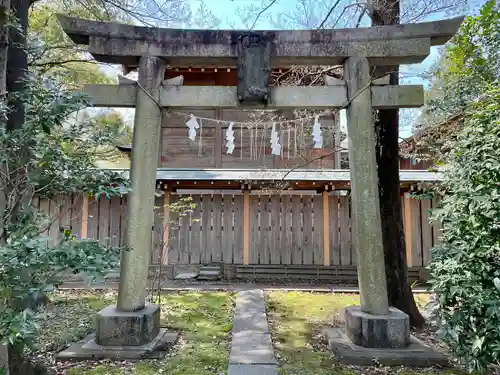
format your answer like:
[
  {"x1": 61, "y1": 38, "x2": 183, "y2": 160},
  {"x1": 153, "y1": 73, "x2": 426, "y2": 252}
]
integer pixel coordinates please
[{"x1": 57, "y1": 15, "x2": 463, "y2": 70}]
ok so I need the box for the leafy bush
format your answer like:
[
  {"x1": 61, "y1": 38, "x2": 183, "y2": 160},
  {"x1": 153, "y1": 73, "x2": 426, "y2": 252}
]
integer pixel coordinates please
[
  {"x1": 428, "y1": 88, "x2": 500, "y2": 373},
  {"x1": 0, "y1": 75, "x2": 128, "y2": 350}
]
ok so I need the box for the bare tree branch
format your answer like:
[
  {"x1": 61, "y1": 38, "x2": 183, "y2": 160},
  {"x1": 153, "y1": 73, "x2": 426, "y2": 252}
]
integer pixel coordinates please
[
  {"x1": 250, "y1": 0, "x2": 279, "y2": 30},
  {"x1": 318, "y1": 0, "x2": 342, "y2": 28}
]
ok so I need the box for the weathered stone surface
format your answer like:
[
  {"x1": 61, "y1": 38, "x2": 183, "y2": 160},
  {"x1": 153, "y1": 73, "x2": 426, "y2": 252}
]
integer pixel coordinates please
[
  {"x1": 57, "y1": 329, "x2": 179, "y2": 361},
  {"x1": 116, "y1": 55, "x2": 165, "y2": 312},
  {"x1": 324, "y1": 328, "x2": 449, "y2": 367},
  {"x1": 228, "y1": 364, "x2": 278, "y2": 375},
  {"x1": 57, "y1": 14, "x2": 463, "y2": 68},
  {"x1": 230, "y1": 332, "x2": 277, "y2": 365},
  {"x1": 229, "y1": 290, "x2": 277, "y2": 366},
  {"x1": 345, "y1": 306, "x2": 410, "y2": 348},
  {"x1": 96, "y1": 304, "x2": 161, "y2": 346},
  {"x1": 344, "y1": 56, "x2": 388, "y2": 315},
  {"x1": 174, "y1": 272, "x2": 198, "y2": 280},
  {"x1": 82, "y1": 84, "x2": 424, "y2": 109}
]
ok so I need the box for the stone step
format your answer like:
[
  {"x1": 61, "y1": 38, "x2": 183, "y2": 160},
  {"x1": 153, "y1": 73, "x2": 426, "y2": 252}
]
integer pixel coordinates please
[
  {"x1": 199, "y1": 269, "x2": 220, "y2": 275},
  {"x1": 197, "y1": 269, "x2": 221, "y2": 280},
  {"x1": 201, "y1": 265, "x2": 222, "y2": 271}
]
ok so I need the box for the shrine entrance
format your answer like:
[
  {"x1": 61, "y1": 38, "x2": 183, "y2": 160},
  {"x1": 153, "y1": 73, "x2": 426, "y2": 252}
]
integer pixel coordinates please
[{"x1": 56, "y1": 14, "x2": 462, "y2": 361}]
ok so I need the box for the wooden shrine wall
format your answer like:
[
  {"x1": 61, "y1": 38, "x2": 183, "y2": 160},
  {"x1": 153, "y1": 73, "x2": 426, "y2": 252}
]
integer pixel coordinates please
[
  {"x1": 160, "y1": 110, "x2": 342, "y2": 169},
  {"x1": 35, "y1": 192, "x2": 442, "y2": 269}
]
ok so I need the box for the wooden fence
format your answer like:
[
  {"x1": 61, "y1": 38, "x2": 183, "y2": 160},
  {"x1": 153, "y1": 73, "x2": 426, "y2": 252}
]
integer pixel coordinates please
[{"x1": 35, "y1": 191, "x2": 442, "y2": 269}]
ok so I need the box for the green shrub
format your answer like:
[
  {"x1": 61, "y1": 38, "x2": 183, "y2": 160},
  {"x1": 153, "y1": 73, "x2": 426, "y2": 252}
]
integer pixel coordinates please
[
  {"x1": 0, "y1": 75, "x2": 128, "y2": 350},
  {"x1": 428, "y1": 88, "x2": 500, "y2": 373}
]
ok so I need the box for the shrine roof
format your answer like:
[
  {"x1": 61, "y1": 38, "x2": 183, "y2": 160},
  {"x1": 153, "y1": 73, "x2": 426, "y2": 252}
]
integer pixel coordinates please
[
  {"x1": 110, "y1": 168, "x2": 442, "y2": 183},
  {"x1": 57, "y1": 15, "x2": 463, "y2": 69}
]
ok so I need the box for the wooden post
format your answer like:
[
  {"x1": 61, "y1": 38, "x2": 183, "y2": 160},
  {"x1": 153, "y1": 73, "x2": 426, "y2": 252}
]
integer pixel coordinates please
[
  {"x1": 162, "y1": 191, "x2": 170, "y2": 265},
  {"x1": 322, "y1": 191, "x2": 330, "y2": 266},
  {"x1": 403, "y1": 192, "x2": 413, "y2": 267},
  {"x1": 243, "y1": 190, "x2": 250, "y2": 265},
  {"x1": 81, "y1": 194, "x2": 89, "y2": 239}
]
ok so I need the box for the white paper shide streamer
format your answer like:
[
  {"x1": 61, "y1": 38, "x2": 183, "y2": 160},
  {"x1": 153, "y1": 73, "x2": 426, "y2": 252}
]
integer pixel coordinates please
[
  {"x1": 270, "y1": 123, "x2": 281, "y2": 156},
  {"x1": 225, "y1": 122, "x2": 235, "y2": 154},
  {"x1": 185, "y1": 114, "x2": 200, "y2": 141},
  {"x1": 312, "y1": 115, "x2": 323, "y2": 149}
]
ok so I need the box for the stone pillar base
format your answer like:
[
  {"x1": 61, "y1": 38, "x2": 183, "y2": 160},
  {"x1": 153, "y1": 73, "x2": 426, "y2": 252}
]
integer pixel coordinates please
[
  {"x1": 345, "y1": 306, "x2": 410, "y2": 348},
  {"x1": 323, "y1": 305, "x2": 448, "y2": 367},
  {"x1": 96, "y1": 304, "x2": 160, "y2": 346},
  {"x1": 56, "y1": 304, "x2": 179, "y2": 361}
]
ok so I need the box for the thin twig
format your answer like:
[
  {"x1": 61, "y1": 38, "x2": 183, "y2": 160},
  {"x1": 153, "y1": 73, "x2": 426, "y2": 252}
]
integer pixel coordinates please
[
  {"x1": 249, "y1": 0, "x2": 278, "y2": 30},
  {"x1": 318, "y1": 0, "x2": 342, "y2": 29}
]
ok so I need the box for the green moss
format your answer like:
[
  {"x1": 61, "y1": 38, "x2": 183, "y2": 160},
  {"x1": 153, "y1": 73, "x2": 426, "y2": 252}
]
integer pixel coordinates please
[
  {"x1": 53, "y1": 291, "x2": 234, "y2": 375},
  {"x1": 266, "y1": 291, "x2": 454, "y2": 375}
]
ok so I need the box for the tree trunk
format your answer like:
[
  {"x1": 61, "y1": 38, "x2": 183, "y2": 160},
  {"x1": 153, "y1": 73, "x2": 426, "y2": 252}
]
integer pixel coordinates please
[
  {"x1": 371, "y1": 0, "x2": 426, "y2": 327},
  {"x1": 0, "y1": 0, "x2": 9, "y2": 100},
  {"x1": 7, "y1": 0, "x2": 30, "y2": 131}
]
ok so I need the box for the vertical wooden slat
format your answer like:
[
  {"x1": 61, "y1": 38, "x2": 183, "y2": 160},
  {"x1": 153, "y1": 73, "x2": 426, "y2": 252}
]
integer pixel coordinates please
[
  {"x1": 260, "y1": 195, "x2": 270, "y2": 264},
  {"x1": 223, "y1": 194, "x2": 234, "y2": 263},
  {"x1": 432, "y1": 198, "x2": 442, "y2": 247},
  {"x1": 87, "y1": 196, "x2": 99, "y2": 240},
  {"x1": 108, "y1": 196, "x2": 121, "y2": 247},
  {"x1": 323, "y1": 191, "x2": 330, "y2": 266},
  {"x1": 403, "y1": 193, "x2": 414, "y2": 267},
  {"x1": 190, "y1": 195, "x2": 202, "y2": 264},
  {"x1": 98, "y1": 197, "x2": 110, "y2": 244},
  {"x1": 151, "y1": 195, "x2": 164, "y2": 264},
  {"x1": 421, "y1": 199, "x2": 433, "y2": 266},
  {"x1": 234, "y1": 194, "x2": 244, "y2": 264},
  {"x1": 329, "y1": 195, "x2": 340, "y2": 265},
  {"x1": 212, "y1": 194, "x2": 223, "y2": 262},
  {"x1": 339, "y1": 196, "x2": 350, "y2": 265},
  {"x1": 249, "y1": 195, "x2": 259, "y2": 264},
  {"x1": 70, "y1": 195, "x2": 82, "y2": 239},
  {"x1": 281, "y1": 195, "x2": 292, "y2": 265},
  {"x1": 168, "y1": 195, "x2": 181, "y2": 264},
  {"x1": 270, "y1": 195, "x2": 281, "y2": 264},
  {"x1": 120, "y1": 195, "x2": 127, "y2": 247},
  {"x1": 178, "y1": 195, "x2": 190, "y2": 264},
  {"x1": 312, "y1": 194, "x2": 323, "y2": 265},
  {"x1": 59, "y1": 195, "x2": 72, "y2": 232},
  {"x1": 162, "y1": 192, "x2": 170, "y2": 264},
  {"x1": 49, "y1": 197, "x2": 60, "y2": 246},
  {"x1": 302, "y1": 196, "x2": 313, "y2": 265},
  {"x1": 81, "y1": 195, "x2": 89, "y2": 239},
  {"x1": 411, "y1": 197, "x2": 423, "y2": 267},
  {"x1": 201, "y1": 195, "x2": 212, "y2": 263},
  {"x1": 291, "y1": 195, "x2": 302, "y2": 265}
]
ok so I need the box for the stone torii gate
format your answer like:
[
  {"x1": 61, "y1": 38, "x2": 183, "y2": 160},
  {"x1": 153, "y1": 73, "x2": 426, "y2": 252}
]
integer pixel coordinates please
[{"x1": 56, "y1": 15, "x2": 462, "y2": 362}]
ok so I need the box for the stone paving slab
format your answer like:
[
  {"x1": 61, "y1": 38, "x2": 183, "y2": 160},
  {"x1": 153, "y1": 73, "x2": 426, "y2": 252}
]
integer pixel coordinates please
[
  {"x1": 228, "y1": 364, "x2": 278, "y2": 375},
  {"x1": 230, "y1": 331, "x2": 276, "y2": 365},
  {"x1": 228, "y1": 289, "x2": 278, "y2": 375}
]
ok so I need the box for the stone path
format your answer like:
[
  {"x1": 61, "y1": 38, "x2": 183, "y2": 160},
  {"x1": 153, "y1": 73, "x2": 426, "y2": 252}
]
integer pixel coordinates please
[{"x1": 228, "y1": 289, "x2": 278, "y2": 375}]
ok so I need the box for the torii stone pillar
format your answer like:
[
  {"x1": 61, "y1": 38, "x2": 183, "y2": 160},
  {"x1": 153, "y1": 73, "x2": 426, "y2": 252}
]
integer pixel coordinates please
[
  {"x1": 58, "y1": 56, "x2": 179, "y2": 360},
  {"x1": 323, "y1": 57, "x2": 417, "y2": 361},
  {"x1": 116, "y1": 55, "x2": 165, "y2": 312},
  {"x1": 93, "y1": 55, "x2": 174, "y2": 351},
  {"x1": 344, "y1": 57, "x2": 390, "y2": 316}
]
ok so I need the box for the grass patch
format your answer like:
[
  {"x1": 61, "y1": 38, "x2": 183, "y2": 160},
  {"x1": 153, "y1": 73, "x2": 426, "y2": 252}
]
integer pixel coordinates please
[
  {"x1": 266, "y1": 291, "x2": 458, "y2": 375},
  {"x1": 34, "y1": 290, "x2": 234, "y2": 375}
]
